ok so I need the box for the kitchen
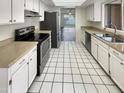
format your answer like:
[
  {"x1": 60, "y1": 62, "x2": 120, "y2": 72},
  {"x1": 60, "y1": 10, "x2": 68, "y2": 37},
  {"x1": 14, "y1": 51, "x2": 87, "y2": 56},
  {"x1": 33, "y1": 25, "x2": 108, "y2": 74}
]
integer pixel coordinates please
[{"x1": 0, "y1": 0, "x2": 124, "y2": 93}]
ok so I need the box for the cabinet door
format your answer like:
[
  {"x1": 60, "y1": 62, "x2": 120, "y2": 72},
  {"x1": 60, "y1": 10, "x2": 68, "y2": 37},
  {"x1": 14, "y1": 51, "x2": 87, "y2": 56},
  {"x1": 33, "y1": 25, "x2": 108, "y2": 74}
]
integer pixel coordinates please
[
  {"x1": 0, "y1": 0, "x2": 11, "y2": 25},
  {"x1": 40, "y1": 1, "x2": 45, "y2": 21},
  {"x1": 98, "y1": 45, "x2": 109, "y2": 74},
  {"x1": 25, "y1": 0, "x2": 33, "y2": 11},
  {"x1": 11, "y1": 63, "x2": 28, "y2": 93},
  {"x1": 28, "y1": 49, "x2": 37, "y2": 87},
  {"x1": 110, "y1": 54, "x2": 124, "y2": 91},
  {"x1": 33, "y1": 0, "x2": 39, "y2": 12},
  {"x1": 91, "y1": 39, "x2": 98, "y2": 60},
  {"x1": 12, "y1": 0, "x2": 24, "y2": 23}
]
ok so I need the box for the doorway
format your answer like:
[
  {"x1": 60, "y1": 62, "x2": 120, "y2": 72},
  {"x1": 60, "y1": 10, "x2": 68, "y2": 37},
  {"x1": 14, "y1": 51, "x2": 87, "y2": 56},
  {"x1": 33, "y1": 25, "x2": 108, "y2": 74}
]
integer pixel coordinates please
[{"x1": 61, "y1": 8, "x2": 76, "y2": 41}]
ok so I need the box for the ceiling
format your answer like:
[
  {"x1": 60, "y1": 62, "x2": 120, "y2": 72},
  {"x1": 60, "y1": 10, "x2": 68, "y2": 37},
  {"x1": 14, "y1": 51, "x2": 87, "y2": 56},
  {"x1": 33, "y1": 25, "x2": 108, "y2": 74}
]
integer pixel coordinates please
[
  {"x1": 41, "y1": 0, "x2": 87, "y2": 7},
  {"x1": 41, "y1": 0, "x2": 55, "y2": 7}
]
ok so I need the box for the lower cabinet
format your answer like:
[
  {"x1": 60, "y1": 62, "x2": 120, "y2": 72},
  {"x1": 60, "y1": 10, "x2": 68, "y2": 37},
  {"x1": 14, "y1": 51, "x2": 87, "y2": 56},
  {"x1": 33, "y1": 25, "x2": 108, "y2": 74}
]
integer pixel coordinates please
[
  {"x1": 97, "y1": 45, "x2": 109, "y2": 74},
  {"x1": 0, "y1": 46, "x2": 37, "y2": 93},
  {"x1": 91, "y1": 36, "x2": 109, "y2": 74},
  {"x1": 91, "y1": 37, "x2": 98, "y2": 60},
  {"x1": 110, "y1": 53, "x2": 124, "y2": 91},
  {"x1": 28, "y1": 49, "x2": 37, "y2": 87},
  {"x1": 11, "y1": 62, "x2": 28, "y2": 93}
]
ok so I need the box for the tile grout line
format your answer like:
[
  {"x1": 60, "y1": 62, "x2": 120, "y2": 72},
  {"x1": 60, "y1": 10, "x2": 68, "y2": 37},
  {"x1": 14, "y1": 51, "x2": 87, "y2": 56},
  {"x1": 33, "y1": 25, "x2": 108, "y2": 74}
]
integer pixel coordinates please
[{"x1": 73, "y1": 44, "x2": 88, "y2": 93}]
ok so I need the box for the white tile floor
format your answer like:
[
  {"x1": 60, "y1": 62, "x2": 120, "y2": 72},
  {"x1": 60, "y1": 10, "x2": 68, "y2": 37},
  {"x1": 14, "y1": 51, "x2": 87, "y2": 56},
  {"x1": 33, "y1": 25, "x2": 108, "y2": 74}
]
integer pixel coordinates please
[{"x1": 28, "y1": 42, "x2": 122, "y2": 93}]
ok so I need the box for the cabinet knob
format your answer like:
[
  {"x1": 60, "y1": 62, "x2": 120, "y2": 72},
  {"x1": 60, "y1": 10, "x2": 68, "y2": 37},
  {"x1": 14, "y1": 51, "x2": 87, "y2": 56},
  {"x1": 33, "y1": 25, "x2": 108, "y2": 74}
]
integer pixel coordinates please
[
  {"x1": 9, "y1": 20, "x2": 12, "y2": 22},
  {"x1": 13, "y1": 20, "x2": 16, "y2": 22},
  {"x1": 120, "y1": 62, "x2": 124, "y2": 66},
  {"x1": 30, "y1": 58, "x2": 32, "y2": 61},
  {"x1": 9, "y1": 80, "x2": 12, "y2": 85}
]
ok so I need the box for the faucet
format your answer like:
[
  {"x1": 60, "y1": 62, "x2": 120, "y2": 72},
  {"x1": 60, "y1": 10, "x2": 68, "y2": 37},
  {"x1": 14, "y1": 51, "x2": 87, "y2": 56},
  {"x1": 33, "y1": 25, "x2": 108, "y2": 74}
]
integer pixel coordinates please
[
  {"x1": 104, "y1": 24, "x2": 117, "y2": 37},
  {"x1": 110, "y1": 24, "x2": 117, "y2": 37}
]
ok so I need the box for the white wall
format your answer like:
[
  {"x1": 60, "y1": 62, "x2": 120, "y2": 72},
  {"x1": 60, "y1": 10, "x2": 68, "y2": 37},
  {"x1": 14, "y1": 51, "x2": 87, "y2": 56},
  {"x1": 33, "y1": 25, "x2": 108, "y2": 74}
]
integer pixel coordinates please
[
  {"x1": 0, "y1": 18, "x2": 39, "y2": 41},
  {"x1": 75, "y1": 7, "x2": 88, "y2": 42}
]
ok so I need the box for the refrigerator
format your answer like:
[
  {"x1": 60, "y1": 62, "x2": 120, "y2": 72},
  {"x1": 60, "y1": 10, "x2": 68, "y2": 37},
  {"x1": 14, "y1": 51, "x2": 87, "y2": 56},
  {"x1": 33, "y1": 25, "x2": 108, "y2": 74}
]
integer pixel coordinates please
[{"x1": 40, "y1": 11, "x2": 61, "y2": 48}]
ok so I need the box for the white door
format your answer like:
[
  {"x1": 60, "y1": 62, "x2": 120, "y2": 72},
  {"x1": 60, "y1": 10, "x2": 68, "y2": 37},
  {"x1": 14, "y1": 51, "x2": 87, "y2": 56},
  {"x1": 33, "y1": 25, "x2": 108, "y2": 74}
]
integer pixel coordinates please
[
  {"x1": 11, "y1": 63, "x2": 28, "y2": 93},
  {"x1": 12, "y1": 0, "x2": 24, "y2": 23},
  {"x1": 28, "y1": 50, "x2": 37, "y2": 87},
  {"x1": 98, "y1": 45, "x2": 109, "y2": 74},
  {"x1": 91, "y1": 39, "x2": 98, "y2": 60},
  {"x1": 0, "y1": 0, "x2": 11, "y2": 25},
  {"x1": 110, "y1": 54, "x2": 124, "y2": 91},
  {"x1": 25, "y1": 0, "x2": 33, "y2": 11},
  {"x1": 33, "y1": 0, "x2": 39, "y2": 12}
]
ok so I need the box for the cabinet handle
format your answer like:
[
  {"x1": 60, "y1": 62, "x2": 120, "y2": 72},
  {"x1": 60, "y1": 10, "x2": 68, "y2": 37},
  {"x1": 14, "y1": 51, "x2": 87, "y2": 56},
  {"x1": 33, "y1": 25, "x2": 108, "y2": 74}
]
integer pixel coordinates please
[
  {"x1": 9, "y1": 79, "x2": 12, "y2": 85},
  {"x1": 9, "y1": 20, "x2": 12, "y2": 22},
  {"x1": 19, "y1": 59, "x2": 25, "y2": 65},
  {"x1": 120, "y1": 62, "x2": 124, "y2": 66},
  {"x1": 13, "y1": 20, "x2": 16, "y2": 22},
  {"x1": 30, "y1": 58, "x2": 32, "y2": 61}
]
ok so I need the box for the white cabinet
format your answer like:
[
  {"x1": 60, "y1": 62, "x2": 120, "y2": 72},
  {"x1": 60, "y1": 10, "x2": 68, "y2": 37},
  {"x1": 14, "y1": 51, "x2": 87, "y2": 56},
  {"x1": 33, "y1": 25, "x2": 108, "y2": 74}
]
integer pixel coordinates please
[
  {"x1": 25, "y1": 0, "x2": 33, "y2": 11},
  {"x1": 98, "y1": 45, "x2": 109, "y2": 74},
  {"x1": 0, "y1": 46, "x2": 37, "y2": 93},
  {"x1": 86, "y1": 0, "x2": 102, "y2": 21},
  {"x1": 33, "y1": 0, "x2": 39, "y2": 12},
  {"x1": 39, "y1": 1, "x2": 45, "y2": 21},
  {"x1": 110, "y1": 52, "x2": 124, "y2": 91},
  {"x1": 25, "y1": 0, "x2": 39, "y2": 12},
  {"x1": 91, "y1": 36, "x2": 98, "y2": 60},
  {"x1": 91, "y1": 36, "x2": 109, "y2": 74},
  {"x1": 28, "y1": 49, "x2": 37, "y2": 87},
  {"x1": 0, "y1": 0, "x2": 24, "y2": 25},
  {"x1": 12, "y1": 0, "x2": 24, "y2": 23},
  {"x1": 0, "y1": 0, "x2": 11, "y2": 24},
  {"x1": 11, "y1": 62, "x2": 28, "y2": 93}
]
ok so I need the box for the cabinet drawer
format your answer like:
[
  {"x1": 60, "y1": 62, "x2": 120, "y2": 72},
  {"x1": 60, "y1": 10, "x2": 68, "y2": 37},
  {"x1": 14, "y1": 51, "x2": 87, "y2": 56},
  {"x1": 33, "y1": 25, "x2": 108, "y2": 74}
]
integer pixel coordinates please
[
  {"x1": 92, "y1": 36, "x2": 109, "y2": 50},
  {"x1": 98, "y1": 40, "x2": 109, "y2": 50},
  {"x1": 10, "y1": 56, "x2": 28, "y2": 75},
  {"x1": 109, "y1": 47, "x2": 124, "y2": 61}
]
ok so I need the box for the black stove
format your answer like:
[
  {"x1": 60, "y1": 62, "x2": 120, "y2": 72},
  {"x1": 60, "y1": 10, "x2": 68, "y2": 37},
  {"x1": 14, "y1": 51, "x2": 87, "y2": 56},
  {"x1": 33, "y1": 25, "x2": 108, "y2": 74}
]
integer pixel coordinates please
[
  {"x1": 15, "y1": 26, "x2": 50, "y2": 76},
  {"x1": 15, "y1": 26, "x2": 49, "y2": 42}
]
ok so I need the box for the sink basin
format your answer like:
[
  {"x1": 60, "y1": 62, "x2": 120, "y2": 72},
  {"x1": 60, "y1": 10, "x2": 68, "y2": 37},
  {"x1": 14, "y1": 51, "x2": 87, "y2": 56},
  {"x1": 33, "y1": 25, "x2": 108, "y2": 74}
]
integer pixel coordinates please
[
  {"x1": 102, "y1": 37, "x2": 124, "y2": 43},
  {"x1": 95, "y1": 34, "x2": 124, "y2": 43}
]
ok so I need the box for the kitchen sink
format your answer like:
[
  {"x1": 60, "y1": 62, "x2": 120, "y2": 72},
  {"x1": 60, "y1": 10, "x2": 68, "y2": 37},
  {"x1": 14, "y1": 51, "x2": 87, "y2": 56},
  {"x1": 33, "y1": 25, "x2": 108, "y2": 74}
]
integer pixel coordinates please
[{"x1": 95, "y1": 34, "x2": 124, "y2": 43}]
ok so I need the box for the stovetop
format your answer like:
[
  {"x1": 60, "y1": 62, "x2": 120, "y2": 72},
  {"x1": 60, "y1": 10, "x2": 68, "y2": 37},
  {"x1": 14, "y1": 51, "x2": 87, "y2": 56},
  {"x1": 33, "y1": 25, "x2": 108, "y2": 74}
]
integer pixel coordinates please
[{"x1": 16, "y1": 33, "x2": 49, "y2": 42}]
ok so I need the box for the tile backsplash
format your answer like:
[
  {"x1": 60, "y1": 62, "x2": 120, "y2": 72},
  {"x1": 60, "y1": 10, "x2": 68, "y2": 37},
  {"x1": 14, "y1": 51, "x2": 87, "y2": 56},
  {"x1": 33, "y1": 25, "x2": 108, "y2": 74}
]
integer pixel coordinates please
[{"x1": 0, "y1": 17, "x2": 40, "y2": 41}]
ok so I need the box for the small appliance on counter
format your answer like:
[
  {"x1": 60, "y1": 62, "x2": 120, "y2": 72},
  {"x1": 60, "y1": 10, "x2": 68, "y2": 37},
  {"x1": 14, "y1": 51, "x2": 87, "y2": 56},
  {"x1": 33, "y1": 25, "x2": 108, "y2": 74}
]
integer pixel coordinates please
[{"x1": 15, "y1": 26, "x2": 50, "y2": 76}]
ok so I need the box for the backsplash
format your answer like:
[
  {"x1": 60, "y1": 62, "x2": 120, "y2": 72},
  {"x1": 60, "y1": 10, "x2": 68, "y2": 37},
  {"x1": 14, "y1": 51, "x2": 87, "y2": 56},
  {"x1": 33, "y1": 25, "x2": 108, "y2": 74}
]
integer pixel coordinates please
[
  {"x1": 0, "y1": 18, "x2": 40, "y2": 41},
  {"x1": 88, "y1": 21, "x2": 103, "y2": 29}
]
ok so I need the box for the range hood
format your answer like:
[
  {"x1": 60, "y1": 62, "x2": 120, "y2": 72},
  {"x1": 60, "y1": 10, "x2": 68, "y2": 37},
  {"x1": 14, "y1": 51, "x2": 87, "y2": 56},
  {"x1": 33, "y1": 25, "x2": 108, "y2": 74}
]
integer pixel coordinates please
[{"x1": 24, "y1": 10, "x2": 42, "y2": 17}]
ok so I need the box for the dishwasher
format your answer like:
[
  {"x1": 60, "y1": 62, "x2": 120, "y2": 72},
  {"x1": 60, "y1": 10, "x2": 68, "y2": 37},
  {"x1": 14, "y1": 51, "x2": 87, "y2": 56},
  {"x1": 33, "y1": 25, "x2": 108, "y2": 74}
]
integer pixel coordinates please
[{"x1": 85, "y1": 32, "x2": 91, "y2": 52}]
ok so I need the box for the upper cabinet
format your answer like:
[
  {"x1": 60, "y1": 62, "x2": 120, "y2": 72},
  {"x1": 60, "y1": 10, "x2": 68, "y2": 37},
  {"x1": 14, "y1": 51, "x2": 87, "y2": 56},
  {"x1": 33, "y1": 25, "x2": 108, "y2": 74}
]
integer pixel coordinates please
[
  {"x1": 39, "y1": 1, "x2": 45, "y2": 21},
  {"x1": 0, "y1": 0, "x2": 24, "y2": 25},
  {"x1": 25, "y1": 0, "x2": 39, "y2": 13},
  {"x1": 0, "y1": 0, "x2": 11, "y2": 24},
  {"x1": 25, "y1": 0, "x2": 33, "y2": 11},
  {"x1": 12, "y1": 0, "x2": 24, "y2": 23},
  {"x1": 85, "y1": 0, "x2": 103, "y2": 21},
  {"x1": 33, "y1": 0, "x2": 39, "y2": 12}
]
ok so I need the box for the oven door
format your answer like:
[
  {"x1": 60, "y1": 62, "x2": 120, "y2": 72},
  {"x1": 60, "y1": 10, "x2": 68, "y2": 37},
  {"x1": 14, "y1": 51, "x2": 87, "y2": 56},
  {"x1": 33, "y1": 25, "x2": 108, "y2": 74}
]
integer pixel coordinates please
[
  {"x1": 42, "y1": 37, "x2": 50, "y2": 58},
  {"x1": 39, "y1": 37, "x2": 50, "y2": 75}
]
